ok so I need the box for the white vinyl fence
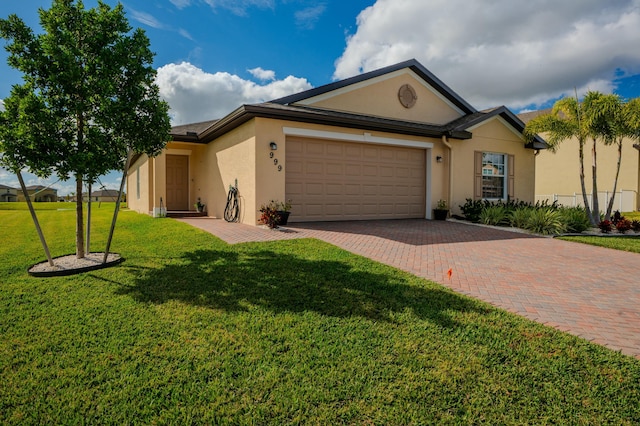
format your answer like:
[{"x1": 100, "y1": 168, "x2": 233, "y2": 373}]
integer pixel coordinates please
[{"x1": 535, "y1": 190, "x2": 638, "y2": 213}]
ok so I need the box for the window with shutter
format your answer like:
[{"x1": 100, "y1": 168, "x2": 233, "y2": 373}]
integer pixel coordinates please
[{"x1": 474, "y1": 151, "x2": 513, "y2": 200}]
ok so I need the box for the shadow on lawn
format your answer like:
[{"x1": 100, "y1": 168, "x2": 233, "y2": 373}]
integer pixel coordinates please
[{"x1": 117, "y1": 247, "x2": 490, "y2": 326}]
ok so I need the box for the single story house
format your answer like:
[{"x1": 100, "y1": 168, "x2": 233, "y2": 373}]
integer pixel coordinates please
[
  {"x1": 519, "y1": 109, "x2": 640, "y2": 212},
  {"x1": 90, "y1": 189, "x2": 125, "y2": 203},
  {"x1": 0, "y1": 184, "x2": 18, "y2": 202},
  {"x1": 127, "y1": 59, "x2": 546, "y2": 225},
  {"x1": 17, "y1": 185, "x2": 58, "y2": 202}
]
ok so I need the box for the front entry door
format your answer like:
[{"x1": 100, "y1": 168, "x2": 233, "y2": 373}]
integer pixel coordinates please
[{"x1": 166, "y1": 155, "x2": 189, "y2": 210}]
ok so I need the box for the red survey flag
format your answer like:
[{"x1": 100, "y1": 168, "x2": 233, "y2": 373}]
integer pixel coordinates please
[{"x1": 447, "y1": 268, "x2": 453, "y2": 280}]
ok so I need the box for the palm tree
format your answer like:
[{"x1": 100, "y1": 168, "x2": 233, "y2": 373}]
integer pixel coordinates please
[
  {"x1": 586, "y1": 95, "x2": 640, "y2": 219},
  {"x1": 525, "y1": 96, "x2": 596, "y2": 225}
]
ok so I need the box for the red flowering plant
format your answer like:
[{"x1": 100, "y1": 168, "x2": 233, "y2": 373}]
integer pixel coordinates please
[
  {"x1": 615, "y1": 218, "x2": 632, "y2": 234},
  {"x1": 598, "y1": 219, "x2": 612, "y2": 233}
]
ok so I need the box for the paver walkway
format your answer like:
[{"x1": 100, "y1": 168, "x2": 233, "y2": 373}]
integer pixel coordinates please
[{"x1": 178, "y1": 217, "x2": 640, "y2": 359}]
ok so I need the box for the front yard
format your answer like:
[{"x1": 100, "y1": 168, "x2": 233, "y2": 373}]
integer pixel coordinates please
[{"x1": 1, "y1": 204, "x2": 639, "y2": 424}]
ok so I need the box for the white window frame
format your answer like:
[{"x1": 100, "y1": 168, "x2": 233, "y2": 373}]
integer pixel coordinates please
[{"x1": 481, "y1": 152, "x2": 507, "y2": 200}]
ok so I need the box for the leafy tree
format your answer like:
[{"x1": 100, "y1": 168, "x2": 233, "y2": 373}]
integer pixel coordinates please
[{"x1": 0, "y1": 0, "x2": 171, "y2": 260}]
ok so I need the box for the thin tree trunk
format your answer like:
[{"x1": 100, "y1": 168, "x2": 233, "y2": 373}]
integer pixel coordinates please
[
  {"x1": 605, "y1": 139, "x2": 623, "y2": 220},
  {"x1": 17, "y1": 171, "x2": 54, "y2": 267},
  {"x1": 577, "y1": 140, "x2": 595, "y2": 225},
  {"x1": 591, "y1": 138, "x2": 600, "y2": 224},
  {"x1": 103, "y1": 150, "x2": 132, "y2": 264},
  {"x1": 75, "y1": 175, "x2": 85, "y2": 259},
  {"x1": 86, "y1": 182, "x2": 91, "y2": 255}
]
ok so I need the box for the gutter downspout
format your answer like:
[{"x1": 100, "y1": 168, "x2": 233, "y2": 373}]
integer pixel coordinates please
[{"x1": 442, "y1": 135, "x2": 453, "y2": 209}]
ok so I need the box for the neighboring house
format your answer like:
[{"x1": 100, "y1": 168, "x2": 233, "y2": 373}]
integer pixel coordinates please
[
  {"x1": 17, "y1": 185, "x2": 58, "y2": 202},
  {"x1": 519, "y1": 109, "x2": 640, "y2": 212},
  {"x1": 90, "y1": 189, "x2": 124, "y2": 202},
  {"x1": 128, "y1": 59, "x2": 546, "y2": 225},
  {"x1": 0, "y1": 184, "x2": 18, "y2": 202}
]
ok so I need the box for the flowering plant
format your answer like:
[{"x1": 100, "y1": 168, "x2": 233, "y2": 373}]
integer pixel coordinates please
[{"x1": 436, "y1": 199, "x2": 448, "y2": 210}]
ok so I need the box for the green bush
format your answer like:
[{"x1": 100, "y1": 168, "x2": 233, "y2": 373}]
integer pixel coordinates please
[
  {"x1": 523, "y1": 208, "x2": 566, "y2": 235},
  {"x1": 459, "y1": 198, "x2": 488, "y2": 222},
  {"x1": 509, "y1": 207, "x2": 533, "y2": 229},
  {"x1": 558, "y1": 207, "x2": 591, "y2": 233},
  {"x1": 479, "y1": 205, "x2": 509, "y2": 226}
]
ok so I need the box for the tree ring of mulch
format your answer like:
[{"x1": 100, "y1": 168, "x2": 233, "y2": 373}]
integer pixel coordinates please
[{"x1": 28, "y1": 252, "x2": 125, "y2": 277}]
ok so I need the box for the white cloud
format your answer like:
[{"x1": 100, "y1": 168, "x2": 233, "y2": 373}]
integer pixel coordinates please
[
  {"x1": 128, "y1": 8, "x2": 165, "y2": 29},
  {"x1": 170, "y1": 0, "x2": 192, "y2": 9},
  {"x1": 295, "y1": 4, "x2": 326, "y2": 30},
  {"x1": 202, "y1": 0, "x2": 275, "y2": 16},
  {"x1": 178, "y1": 29, "x2": 194, "y2": 41},
  {"x1": 334, "y1": 0, "x2": 640, "y2": 110},
  {"x1": 248, "y1": 67, "x2": 276, "y2": 81},
  {"x1": 155, "y1": 62, "x2": 313, "y2": 124}
]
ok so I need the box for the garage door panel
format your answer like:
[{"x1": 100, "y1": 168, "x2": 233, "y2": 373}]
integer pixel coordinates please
[
  {"x1": 326, "y1": 163, "x2": 343, "y2": 175},
  {"x1": 326, "y1": 183, "x2": 343, "y2": 195},
  {"x1": 286, "y1": 137, "x2": 426, "y2": 222},
  {"x1": 363, "y1": 165, "x2": 377, "y2": 176}
]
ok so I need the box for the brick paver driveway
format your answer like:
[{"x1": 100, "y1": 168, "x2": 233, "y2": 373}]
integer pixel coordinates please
[{"x1": 179, "y1": 218, "x2": 640, "y2": 359}]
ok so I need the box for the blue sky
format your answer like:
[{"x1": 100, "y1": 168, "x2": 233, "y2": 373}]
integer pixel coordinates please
[{"x1": 2, "y1": 0, "x2": 640, "y2": 195}]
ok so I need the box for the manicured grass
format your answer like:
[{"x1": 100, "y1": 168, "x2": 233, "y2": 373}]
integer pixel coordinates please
[
  {"x1": 1, "y1": 206, "x2": 640, "y2": 424},
  {"x1": 558, "y1": 234, "x2": 640, "y2": 253}
]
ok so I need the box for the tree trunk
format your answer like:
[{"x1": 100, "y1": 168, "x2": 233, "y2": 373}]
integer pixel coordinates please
[
  {"x1": 75, "y1": 175, "x2": 85, "y2": 259},
  {"x1": 577, "y1": 140, "x2": 595, "y2": 225},
  {"x1": 605, "y1": 139, "x2": 623, "y2": 220},
  {"x1": 17, "y1": 171, "x2": 54, "y2": 266},
  {"x1": 103, "y1": 150, "x2": 133, "y2": 263},
  {"x1": 591, "y1": 138, "x2": 600, "y2": 224}
]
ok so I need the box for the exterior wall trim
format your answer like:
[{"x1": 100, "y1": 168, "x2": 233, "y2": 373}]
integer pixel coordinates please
[{"x1": 282, "y1": 126, "x2": 435, "y2": 149}]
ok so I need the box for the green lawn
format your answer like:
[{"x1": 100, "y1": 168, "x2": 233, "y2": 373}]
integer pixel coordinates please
[
  {"x1": 2, "y1": 205, "x2": 640, "y2": 424},
  {"x1": 559, "y1": 235, "x2": 640, "y2": 253}
]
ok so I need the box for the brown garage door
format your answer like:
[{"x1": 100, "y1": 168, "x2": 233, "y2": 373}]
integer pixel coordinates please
[{"x1": 286, "y1": 137, "x2": 426, "y2": 222}]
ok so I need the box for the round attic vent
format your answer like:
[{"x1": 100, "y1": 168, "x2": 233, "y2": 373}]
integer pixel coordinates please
[{"x1": 398, "y1": 84, "x2": 417, "y2": 108}]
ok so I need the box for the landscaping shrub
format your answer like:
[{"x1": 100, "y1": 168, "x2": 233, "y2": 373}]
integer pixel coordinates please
[
  {"x1": 632, "y1": 220, "x2": 640, "y2": 233},
  {"x1": 598, "y1": 220, "x2": 613, "y2": 233},
  {"x1": 459, "y1": 198, "x2": 488, "y2": 222},
  {"x1": 558, "y1": 206, "x2": 591, "y2": 233},
  {"x1": 509, "y1": 207, "x2": 533, "y2": 229},
  {"x1": 479, "y1": 205, "x2": 509, "y2": 226},
  {"x1": 523, "y1": 208, "x2": 566, "y2": 235},
  {"x1": 615, "y1": 218, "x2": 632, "y2": 233}
]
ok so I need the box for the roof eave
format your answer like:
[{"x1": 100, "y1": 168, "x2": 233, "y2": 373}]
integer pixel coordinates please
[{"x1": 186, "y1": 104, "x2": 472, "y2": 143}]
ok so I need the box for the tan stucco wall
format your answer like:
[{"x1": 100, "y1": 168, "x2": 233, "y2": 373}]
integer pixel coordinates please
[
  {"x1": 450, "y1": 117, "x2": 536, "y2": 215},
  {"x1": 535, "y1": 136, "x2": 640, "y2": 210},
  {"x1": 300, "y1": 71, "x2": 463, "y2": 125},
  {"x1": 188, "y1": 122, "x2": 257, "y2": 224},
  {"x1": 127, "y1": 153, "x2": 152, "y2": 214}
]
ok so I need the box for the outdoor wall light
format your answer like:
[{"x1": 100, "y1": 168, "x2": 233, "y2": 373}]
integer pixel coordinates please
[
  {"x1": 269, "y1": 141, "x2": 278, "y2": 150},
  {"x1": 436, "y1": 156, "x2": 443, "y2": 163}
]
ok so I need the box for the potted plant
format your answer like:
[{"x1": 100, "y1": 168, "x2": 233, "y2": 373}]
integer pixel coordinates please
[
  {"x1": 433, "y1": 199, "x2": 449, "y2": 220},
  {"x1": 259, "y1": 200, "x2": 291, "y2": 229},
  {"x1": 275, "y1": 199, "x2": 292, "y2": 225},
  {"x1": 194, "y1": 197, "x2": 205, "y2": 213}
]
